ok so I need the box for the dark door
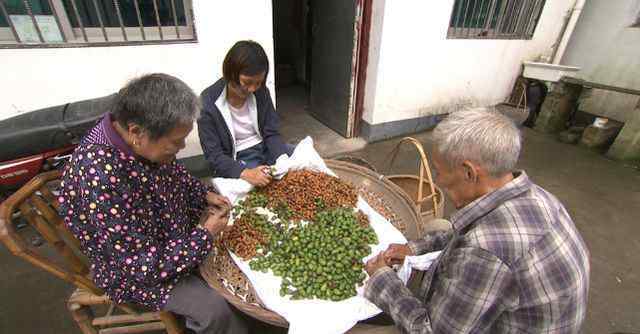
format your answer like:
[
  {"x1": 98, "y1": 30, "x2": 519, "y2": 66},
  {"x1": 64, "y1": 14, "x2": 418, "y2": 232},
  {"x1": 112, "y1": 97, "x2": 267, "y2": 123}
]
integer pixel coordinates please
[{"x1": 309, "y1": 0, "x2": 360, "y2": 138}]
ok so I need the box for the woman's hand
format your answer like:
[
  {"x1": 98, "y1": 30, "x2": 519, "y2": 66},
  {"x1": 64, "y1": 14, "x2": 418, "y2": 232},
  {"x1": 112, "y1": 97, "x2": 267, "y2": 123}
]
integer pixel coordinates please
[
  {"x1": 240, "y1": 165, "x2": 272, "y2": 187},
  {"x1": 202, "y1": 207, "x2": 230, "y2": 236},
  {"x1": 365, "y1": 254, "x2": 389, "y2": 276},
  {"x1": 382, "y1": 243, "x2": 413, "y2": 265},
  {"x1": 206, "y1": 192, "x2": 231, "y2": 211}
]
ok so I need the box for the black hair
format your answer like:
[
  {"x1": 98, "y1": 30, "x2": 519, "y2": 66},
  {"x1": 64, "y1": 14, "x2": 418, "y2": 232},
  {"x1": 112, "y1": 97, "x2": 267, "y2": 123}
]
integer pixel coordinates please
[{"x1": 222, "y1": 40, "x2": 269, "y2": 84}]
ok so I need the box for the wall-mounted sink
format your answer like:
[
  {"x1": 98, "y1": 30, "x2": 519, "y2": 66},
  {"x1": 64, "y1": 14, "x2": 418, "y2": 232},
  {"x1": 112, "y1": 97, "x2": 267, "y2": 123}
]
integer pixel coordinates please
[{"x1": 523, "y1": 61, "x2": 581, "y2": 82}]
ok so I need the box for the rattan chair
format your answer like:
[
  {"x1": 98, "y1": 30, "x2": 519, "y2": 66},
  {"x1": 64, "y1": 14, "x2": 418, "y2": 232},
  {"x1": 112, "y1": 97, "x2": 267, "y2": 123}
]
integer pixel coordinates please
[{"x1": 0, "y1": 170, "x2": 184, "y2": 334}]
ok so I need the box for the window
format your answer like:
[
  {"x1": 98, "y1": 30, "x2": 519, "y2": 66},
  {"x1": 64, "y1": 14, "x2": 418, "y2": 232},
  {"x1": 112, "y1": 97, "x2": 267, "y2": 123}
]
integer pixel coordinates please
[
  {"x1": 0, "y1": 0, "x2": 54, "y2": 42},
  {"x1": 447, "y1": 0, "x2": 546, "y2": 39},
  {"x1": 0, "y1": 0, "x2": 195, "y2": 48}
]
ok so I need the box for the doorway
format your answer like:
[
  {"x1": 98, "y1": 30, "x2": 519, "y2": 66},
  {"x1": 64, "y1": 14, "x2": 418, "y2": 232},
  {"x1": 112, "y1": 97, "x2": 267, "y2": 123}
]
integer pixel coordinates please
[{"x1": 272, "y1": 0, "x2": 371, "y2": 138}]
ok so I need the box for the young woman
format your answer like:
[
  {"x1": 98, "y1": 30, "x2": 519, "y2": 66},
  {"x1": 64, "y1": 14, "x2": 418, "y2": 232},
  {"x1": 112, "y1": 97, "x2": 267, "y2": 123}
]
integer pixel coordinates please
[{"x1": 198, "y1": 40, "x2": 292, "y2": 187}]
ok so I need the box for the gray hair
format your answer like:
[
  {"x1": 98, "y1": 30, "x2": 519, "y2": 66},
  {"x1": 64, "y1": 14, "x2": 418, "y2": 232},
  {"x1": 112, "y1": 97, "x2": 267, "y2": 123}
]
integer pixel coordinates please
[
  {"x1": 432, "y1": 108, "x2": 521, "y2": 176},
  {"x1": 112, "y1": 73, "x2": 201, "y2": 139}
]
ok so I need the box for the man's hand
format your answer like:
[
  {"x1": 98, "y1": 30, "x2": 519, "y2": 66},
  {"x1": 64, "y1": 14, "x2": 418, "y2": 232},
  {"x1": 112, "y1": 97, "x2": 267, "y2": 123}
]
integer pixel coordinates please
[
  {"x1": 206, "y1": 192, "x2": 231, "y2": 211},
  {"x1": 240, "y1": 165, "x2": 272, "y2": 187},
  {"x1": 202, "y1": 207, "x2": 230, "y2": 236},
  {"x1": 365, "y1": 254, "x2": 389, "y2": 276},
  {"x1": 382, "y1": 243, "x2": 413, "y2": 266}
]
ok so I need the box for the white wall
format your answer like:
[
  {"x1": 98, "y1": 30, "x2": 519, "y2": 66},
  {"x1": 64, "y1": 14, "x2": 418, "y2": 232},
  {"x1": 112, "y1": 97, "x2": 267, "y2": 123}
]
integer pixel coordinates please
[
  {"x1": 363, "y1": 0, "x2": 576, "y2": 125},
  {"x1": 361, "y1": 0, "x2": 386, "y2": 125},
  {"x1": 561, "y1": 0, "x2": 640, "y2": 123},
  {"x1": 0, "y1": 0, "x2": 275, "y2": 159}
]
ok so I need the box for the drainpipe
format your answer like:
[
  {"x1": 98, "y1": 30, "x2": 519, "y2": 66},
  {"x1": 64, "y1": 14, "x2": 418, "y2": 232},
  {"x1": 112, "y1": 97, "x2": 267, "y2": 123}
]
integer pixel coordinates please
[{"x1": 551, "y1": 0, "x2": 585, "y2": 64}]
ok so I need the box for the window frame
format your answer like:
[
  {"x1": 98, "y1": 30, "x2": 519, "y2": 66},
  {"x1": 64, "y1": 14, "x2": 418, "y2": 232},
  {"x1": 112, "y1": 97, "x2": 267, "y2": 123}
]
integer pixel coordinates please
[
  {"x1": 447, "y1": 0, "x2": 546, "y2": 40},
  {"x1": 0, "y1": 0, "x2": 197, "y2": 49}
]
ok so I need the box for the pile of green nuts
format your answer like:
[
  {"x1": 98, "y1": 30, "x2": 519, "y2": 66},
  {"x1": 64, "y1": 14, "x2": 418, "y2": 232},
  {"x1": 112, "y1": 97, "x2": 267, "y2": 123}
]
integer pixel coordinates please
[
  {"x1": 226, "y1": 171, "x2": 379, "y2": 301},
  {"x1": 244, "y1": 202, "x2": 378, "y2": 301}
]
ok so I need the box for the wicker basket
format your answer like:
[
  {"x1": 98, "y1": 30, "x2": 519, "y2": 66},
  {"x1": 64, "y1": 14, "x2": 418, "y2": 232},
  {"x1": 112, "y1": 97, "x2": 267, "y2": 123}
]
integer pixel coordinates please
[
  {"x1": 199, "y1": 159, "x2": 421, "y2": 328},
  {"x1": 384, "y1": 137, "x2": 445, "y2": 236}
]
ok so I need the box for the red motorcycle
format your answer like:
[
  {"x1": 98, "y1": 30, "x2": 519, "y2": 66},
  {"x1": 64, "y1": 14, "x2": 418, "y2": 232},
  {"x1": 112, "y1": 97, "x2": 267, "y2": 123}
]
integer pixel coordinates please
[
  {"x1": 0, "y1": 145, "x2": 76, "y2": 201},
  {"x1": 0, "y1": 96, "x2": 112, "y2": 202}
]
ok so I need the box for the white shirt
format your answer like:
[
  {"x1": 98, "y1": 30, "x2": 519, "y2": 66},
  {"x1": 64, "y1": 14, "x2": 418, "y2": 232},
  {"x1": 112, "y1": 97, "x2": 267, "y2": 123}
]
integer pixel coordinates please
[{"x1": 229, "y1": 100, "x2": 262, "y2": 151}]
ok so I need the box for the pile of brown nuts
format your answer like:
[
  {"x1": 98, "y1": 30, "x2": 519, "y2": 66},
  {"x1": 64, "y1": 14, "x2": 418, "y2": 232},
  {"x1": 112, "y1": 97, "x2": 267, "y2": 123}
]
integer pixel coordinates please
[
  {"x1": 258, "y1": 169, "x2": 358, "y2": 221},
  {"x1": 356, "y1": 211, "x2": 370, "y2": 228},
  {"x1": 221, "y1": 213, "x2": 267, "y2": 260}
]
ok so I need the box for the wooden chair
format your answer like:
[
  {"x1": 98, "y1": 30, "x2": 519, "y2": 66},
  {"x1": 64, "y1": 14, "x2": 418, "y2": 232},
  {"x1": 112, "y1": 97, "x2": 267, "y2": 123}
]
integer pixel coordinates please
[{"x1": 0, "y1": 170, "x2": 185, "y2": 334}]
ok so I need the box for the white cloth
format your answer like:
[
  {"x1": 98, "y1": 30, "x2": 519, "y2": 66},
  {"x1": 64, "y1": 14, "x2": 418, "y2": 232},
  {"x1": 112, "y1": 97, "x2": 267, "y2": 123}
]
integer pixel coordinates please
[
  {"x1": 211, "y1": 137, "x2": 410, "y2": 334},
  {"x1": 229, "y1": 100, "x2": 262, "y2": 151},
  {"x1": 397, "y1": 251, "x2": 443, "y2": 283}
]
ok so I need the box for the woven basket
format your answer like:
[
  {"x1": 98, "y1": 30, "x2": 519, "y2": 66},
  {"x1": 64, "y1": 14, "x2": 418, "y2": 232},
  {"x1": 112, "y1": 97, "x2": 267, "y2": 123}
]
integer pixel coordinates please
[
  {"x1": 385, "y1": 175, "x2": 445, "y2": 229},
  {"x1": 199, "y1": 159, "x2": 421, "y2": 327},
  {"x1": 384, "y1": 137, "x2": 445, "y2": 236}
]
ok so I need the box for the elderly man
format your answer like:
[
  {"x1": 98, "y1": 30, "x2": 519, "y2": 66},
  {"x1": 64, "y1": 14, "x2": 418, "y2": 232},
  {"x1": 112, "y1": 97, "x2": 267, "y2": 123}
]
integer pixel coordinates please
[{"x1": 364, "y1": 108, "x2": 590, "y2": 333}]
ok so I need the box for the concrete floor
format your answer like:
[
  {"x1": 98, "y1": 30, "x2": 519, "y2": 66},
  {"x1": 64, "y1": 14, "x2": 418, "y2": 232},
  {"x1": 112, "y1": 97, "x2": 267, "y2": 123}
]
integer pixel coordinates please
[{"x1": 1, "y1": 86, "x2": 639, "y2": 333}]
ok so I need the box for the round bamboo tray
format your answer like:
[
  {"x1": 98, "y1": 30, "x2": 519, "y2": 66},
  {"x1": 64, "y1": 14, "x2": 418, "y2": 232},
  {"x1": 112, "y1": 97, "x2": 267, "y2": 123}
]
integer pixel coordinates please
[
  {"x1": 199, "y1": 159, "x2": 421, "y2": 328},
  {"x1": 330, "y1": 155, "x2": 378, "y2": 173}
]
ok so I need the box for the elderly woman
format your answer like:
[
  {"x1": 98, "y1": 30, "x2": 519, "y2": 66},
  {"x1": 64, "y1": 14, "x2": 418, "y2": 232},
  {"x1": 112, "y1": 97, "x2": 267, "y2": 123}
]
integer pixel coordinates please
[
  {"x1": 198, "y1": 40, "x2": 292, "y2": 187},
  {"x1": 364, "y1": 109, "x2": 590, "y2": 333},
  {"x1": 59, "y1": 74, "x2": 248, "y2": 334}
]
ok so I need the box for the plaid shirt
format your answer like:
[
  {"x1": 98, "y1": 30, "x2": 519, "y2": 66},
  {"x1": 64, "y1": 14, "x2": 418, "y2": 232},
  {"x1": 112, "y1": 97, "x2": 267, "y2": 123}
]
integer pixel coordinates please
[{"x1": 364, "y1": 172, "x2": 590, "y2": 333}]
